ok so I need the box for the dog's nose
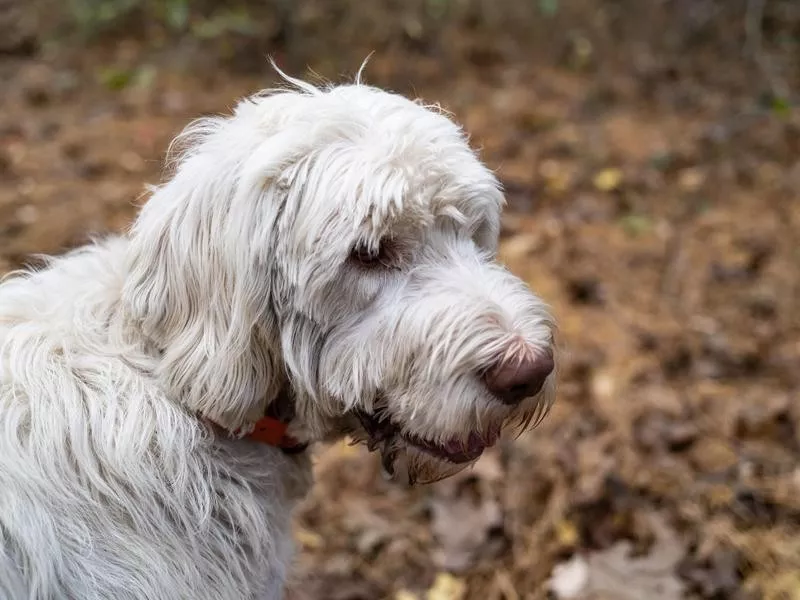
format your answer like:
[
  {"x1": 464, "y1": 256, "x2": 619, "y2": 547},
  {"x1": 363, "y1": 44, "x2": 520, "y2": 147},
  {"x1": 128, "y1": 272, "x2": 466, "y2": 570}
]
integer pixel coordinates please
[{"x1": 483, "y1": 351, "x2": 554, "y2": 405}]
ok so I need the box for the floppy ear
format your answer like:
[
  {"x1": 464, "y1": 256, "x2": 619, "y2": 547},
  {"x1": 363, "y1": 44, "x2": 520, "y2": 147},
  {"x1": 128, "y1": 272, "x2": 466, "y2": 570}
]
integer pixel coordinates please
[
  {"x1": 121, "y1": 116, "x2": 307, "y2": 431},
  {"x1": 122, "y1": 191, "x2": 280, "y2": 431}
]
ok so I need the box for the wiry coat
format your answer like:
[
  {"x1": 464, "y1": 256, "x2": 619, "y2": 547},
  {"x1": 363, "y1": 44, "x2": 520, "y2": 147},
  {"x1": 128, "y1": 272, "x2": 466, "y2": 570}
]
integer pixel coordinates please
[
  {"x1": 0, "y1": 72, "x2": 556, "y2": 600},
  {"x1": 0, "y1": 238, "x2": 310, "y2": 599}
]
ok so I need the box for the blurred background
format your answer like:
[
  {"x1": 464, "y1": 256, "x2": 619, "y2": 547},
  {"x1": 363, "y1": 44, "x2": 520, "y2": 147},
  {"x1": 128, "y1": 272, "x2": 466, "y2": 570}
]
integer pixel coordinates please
[{"x1": 1, "y1": 0, "x2": 799, "y2": 598}]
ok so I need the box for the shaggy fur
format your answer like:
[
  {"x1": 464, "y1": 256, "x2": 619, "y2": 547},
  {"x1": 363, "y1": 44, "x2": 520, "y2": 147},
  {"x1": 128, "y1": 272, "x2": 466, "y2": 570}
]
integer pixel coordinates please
[{"x1": 0, "y1": 69, "x2": 556, "y2": 600}]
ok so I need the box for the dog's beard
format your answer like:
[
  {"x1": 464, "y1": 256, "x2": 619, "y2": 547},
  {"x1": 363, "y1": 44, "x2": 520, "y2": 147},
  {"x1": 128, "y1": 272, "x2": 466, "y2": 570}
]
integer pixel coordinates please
[
  {"x1": 385, "y1": 441, "x2": 480, "y2": 485},
  {"x1": 346, "y1": 387, "x2": 554, "y2": 485},
  {"x1": 351, "y1": 406, "x2": 503, "y2": 485},
  {"x1": 348, "y1": 427, "x2": 479, "y2": 484}
]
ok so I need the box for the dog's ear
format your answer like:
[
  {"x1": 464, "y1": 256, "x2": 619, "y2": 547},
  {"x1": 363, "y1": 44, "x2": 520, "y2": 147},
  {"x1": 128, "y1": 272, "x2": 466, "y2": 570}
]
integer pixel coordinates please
[
  {"x1": 123, "y1": 197, "x2": 283, "y2": 430},
  {"x1": 121, "y1": 117, "x2": 304, "y2": 431}
]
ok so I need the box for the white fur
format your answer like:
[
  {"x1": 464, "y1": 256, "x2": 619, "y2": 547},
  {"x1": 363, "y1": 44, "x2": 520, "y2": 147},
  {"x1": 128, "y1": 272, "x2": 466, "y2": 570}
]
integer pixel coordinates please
[{"x1": 0, "y1": 72, "x2": 555, "y2": 599}]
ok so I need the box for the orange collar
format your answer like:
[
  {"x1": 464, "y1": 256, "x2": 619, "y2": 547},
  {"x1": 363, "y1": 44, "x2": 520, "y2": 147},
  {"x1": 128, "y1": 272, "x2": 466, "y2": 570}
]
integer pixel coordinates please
[
  {"x1": 207, "y1": 415, "x2": 308, "y2": 454},
  {"x1": 243, "y1": 415, "x2": 307, "y2": 451}
]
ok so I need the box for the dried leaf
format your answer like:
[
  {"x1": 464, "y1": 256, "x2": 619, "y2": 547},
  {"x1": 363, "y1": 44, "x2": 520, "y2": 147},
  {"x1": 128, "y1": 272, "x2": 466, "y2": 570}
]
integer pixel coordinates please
[
  {"x1": 499, "y1": 233, "x2": 542, "y2": 263},
  {"x1": 294, "y1": 528, "x2": 324, "y2": 550},
  {"x1": 592, "y1": 168, "x2": 623, "y2": 192},
  {"x1": 471, "y1": 451, "x2": 504, "y2": 483},
  {"x1": 427, "y1": 573, "x2": 466, "y2": 600},
  {"x1": 678, "y1": 548, "x2": 741, "y2": 598},
  {"x1": 677, "y1": 167, "x2": 706, "y2": 192},
  {"x1": 619, "y1": 214, "x2": 652, "y2": 237},
  {"x1": 119, "y1": 151, "x2": 145, "y2": 174},
  {"x1": 762, "y1": 571, "x2": 800, "y2": 600},
  {"x1": 549, "y1": 513, "x2": 686, "y2": 599},
  {"x1": 590, "y1": 371, "x2": 615, "y2": 402},
  {"x1": 555, "y1": 519, "x2": 580, "y2": 547},
  {"x1": 539, "y1": 159, "x2": 572, "y2": 194},
  {"x1": 549, "y1": 555, "x2": 590, "y2": 599},
  {"x1": 431, "y1": 452, "x2": 505, "y2": 572}
]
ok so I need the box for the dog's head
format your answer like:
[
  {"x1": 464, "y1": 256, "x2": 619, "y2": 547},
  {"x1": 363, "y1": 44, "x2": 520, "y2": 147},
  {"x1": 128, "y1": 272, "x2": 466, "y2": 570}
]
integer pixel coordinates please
[{"x1": 124, "y1": 68, "x2": 556, "y2": 484}]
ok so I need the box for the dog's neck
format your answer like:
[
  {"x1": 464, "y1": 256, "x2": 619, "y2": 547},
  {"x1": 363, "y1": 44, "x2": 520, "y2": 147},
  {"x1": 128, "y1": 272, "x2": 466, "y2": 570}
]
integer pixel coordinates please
[{"x1": 203, "y1": 389, "x2": 309, "y2": 453}]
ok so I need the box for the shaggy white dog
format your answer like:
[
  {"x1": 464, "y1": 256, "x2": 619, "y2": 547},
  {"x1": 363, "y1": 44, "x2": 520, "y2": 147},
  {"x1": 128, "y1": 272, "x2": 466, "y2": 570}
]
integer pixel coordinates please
[{"x1": 0, "y1": 69, "x2": 556, "y2": 600}]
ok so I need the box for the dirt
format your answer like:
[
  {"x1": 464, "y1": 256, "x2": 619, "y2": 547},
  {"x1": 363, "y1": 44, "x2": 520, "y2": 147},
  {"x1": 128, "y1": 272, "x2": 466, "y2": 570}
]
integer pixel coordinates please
[{"x1": 1, "y1": 1, "x2": 799, "y2": 598}]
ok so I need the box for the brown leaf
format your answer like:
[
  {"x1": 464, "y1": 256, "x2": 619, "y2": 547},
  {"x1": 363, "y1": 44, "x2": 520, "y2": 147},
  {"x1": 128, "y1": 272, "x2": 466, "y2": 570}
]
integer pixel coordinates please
[
  {"x1": 498, "y1": 233, "x2": 542, "y2": 263},
  {"x1": 688, "y1": 438, "x2": 738, "y2": 473},
  {"x1": 549, "y1": 513, "x2": 686, "y2": 599},
  {"x1": 634, "y1": 412, "x2": 699, "y2": 453},
  {"x1": 678, "y1": 547, "x2": 741, "y2": 598},
  {"x1": 430, "y1": 453, "x2": 505, "y2": 572},
  {"x1": 426, "y1": 573, "x2": 466, "y2": 600},
  {"x1": 592, "y1": 168, "x2": 623, "y2": 192}
]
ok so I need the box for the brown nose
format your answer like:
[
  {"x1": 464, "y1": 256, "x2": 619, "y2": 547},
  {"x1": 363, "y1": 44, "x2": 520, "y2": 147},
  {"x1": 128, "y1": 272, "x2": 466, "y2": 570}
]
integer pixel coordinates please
[{"x1": 483, "y1": 351, "x2": 554, "y2": 405}]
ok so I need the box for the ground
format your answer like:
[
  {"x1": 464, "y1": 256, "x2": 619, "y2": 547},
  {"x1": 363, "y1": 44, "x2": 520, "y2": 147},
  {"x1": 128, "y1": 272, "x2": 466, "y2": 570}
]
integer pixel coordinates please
[{"x1": 1, "y1": 1, "x2": 799, "y2": 598}]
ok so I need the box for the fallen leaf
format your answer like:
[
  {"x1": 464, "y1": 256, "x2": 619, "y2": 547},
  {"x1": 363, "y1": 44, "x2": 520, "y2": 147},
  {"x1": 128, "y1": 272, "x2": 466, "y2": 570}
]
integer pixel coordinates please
[
  {"x1": 287, "y1": 573, "x2": 383, "y2": 600},
  {"x1": 539, "y1": 159, "x2": 572, "y2": 194},
  {"x1": 567, "y1": 34, "x2": 594, "y2": 70},
  {"x1": 590, "y1": 371, "x2": 615, "y2": 402},
  {"x1": 471, "y1": 451, "x2": 504, "y2": 483},
  {"x1": 762, "y1": 571, "x2": 800, "y2": 600},
  {"x1": 678, "y1": 547, "x2": 741, "y2": 598},
  {"x1": 619, "y1": 214, "x2": 653, "y2": 237},
  {"x1": 549, "y1": 554, "x2": 590, "y2": 599},
  {"x1": 592, "y1": 168, "x2": 623, "y2": 192},
  {"x1": 431, "y1": 452, "x2": 505, "y2": 572},
  {"x1": 549, "y1": 513, "x2": 686, "y2": 599},
  {"x1": 14, "y1": 204, "x2": 38, "y2": 225},
  {"x1": 688, "y1": 438, "x2": 738, "y2": 473},
  {"x1": 634, "y1": 412, "x2": 699, "y2": 453},
  {"x1": 555, "y1": 519, "x2": 580, "y2": 547},
  {"x1": 499, "y1": 233, "x2": 542, "y2": 263},
  {"x1": 678, "y1": 167, "x2": 706, "y2": 192},
  {"x1": 427, "y1": 573, "x2": 466, "y2": 600},
  {"x1": 98, "y1": 67, "x2": 135, "y2": 91},
  {"x1": 294, "y1": 527, "x2": 324, "y2": 550},
  {"x1": 118, "y1": 151, "x2": 145, "y2": 174}
]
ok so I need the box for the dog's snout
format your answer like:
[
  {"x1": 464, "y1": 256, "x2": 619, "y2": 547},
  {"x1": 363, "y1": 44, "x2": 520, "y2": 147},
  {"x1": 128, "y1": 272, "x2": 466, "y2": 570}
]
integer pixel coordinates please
[{"x1": 483, "y1": 350, "x2": 554, "y2": 405}]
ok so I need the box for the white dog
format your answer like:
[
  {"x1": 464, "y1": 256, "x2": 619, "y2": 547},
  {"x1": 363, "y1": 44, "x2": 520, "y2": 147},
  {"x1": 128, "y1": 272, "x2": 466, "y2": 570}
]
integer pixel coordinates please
[{"x1": 0, "y1": 68, "x2": 556, "y2": 600}]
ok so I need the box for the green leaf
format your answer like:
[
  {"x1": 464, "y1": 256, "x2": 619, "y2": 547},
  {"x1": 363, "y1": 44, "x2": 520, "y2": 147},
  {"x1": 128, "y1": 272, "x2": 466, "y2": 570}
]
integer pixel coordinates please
[
  {"x1": 620, "y1": 214, "x2": 652, "y2": 237},
  {"x1": 98, "y1": 67, "x2": 134, "y2": 91},
  {"x1": 538, "y1": 0, "x2": 559, "y2": 17},
  {"x1": 164, "y1": 0, "x2": 190, "y2": 30},
  {"x1": 771, "y1": 96, "x2": 791, "y2": 119}
]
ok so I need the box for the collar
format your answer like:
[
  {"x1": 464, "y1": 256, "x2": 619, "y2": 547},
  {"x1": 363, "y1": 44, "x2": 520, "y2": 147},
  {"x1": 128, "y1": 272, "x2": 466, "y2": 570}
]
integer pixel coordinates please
[
  {"x1": 205, "y1": 390, "x2": 309, "y2": 454},
  {"x1": 236, "y1": 415, "x2": 308, "y2": 454}
]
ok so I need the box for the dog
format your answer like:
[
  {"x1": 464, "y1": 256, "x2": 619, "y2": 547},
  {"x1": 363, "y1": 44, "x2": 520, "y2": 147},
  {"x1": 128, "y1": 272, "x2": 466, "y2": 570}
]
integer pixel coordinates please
[{"x1": 0, "y1": 67, "x2": 556, "y2": 600}]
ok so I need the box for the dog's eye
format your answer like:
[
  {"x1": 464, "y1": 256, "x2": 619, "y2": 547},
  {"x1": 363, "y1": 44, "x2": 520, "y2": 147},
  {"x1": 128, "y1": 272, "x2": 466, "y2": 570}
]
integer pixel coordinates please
[{"x1": 349, "y1": 240, "x2": 396, "y2": 269}]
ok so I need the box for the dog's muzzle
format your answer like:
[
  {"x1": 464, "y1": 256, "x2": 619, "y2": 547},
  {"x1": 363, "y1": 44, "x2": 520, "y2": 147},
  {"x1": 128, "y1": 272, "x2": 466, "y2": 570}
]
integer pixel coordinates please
[{"x1": 352, "y1": 351, "x2": 554, "y2": 485}]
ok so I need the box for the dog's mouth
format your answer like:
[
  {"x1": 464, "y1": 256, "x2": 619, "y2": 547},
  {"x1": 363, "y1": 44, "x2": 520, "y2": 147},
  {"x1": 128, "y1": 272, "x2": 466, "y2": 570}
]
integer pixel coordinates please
[{"x1": 354, "y1": 409, "x2": 501, "y2": 466}]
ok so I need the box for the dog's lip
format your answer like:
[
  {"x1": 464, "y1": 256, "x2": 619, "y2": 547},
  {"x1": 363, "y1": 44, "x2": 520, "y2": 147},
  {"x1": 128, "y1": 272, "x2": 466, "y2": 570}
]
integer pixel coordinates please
[
  {"x1": 403, "y1": 430, "x2": 491, "y2": 464},
  {"x1": 355, "y1": 410, "x2": 501, "y2": 465}
]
